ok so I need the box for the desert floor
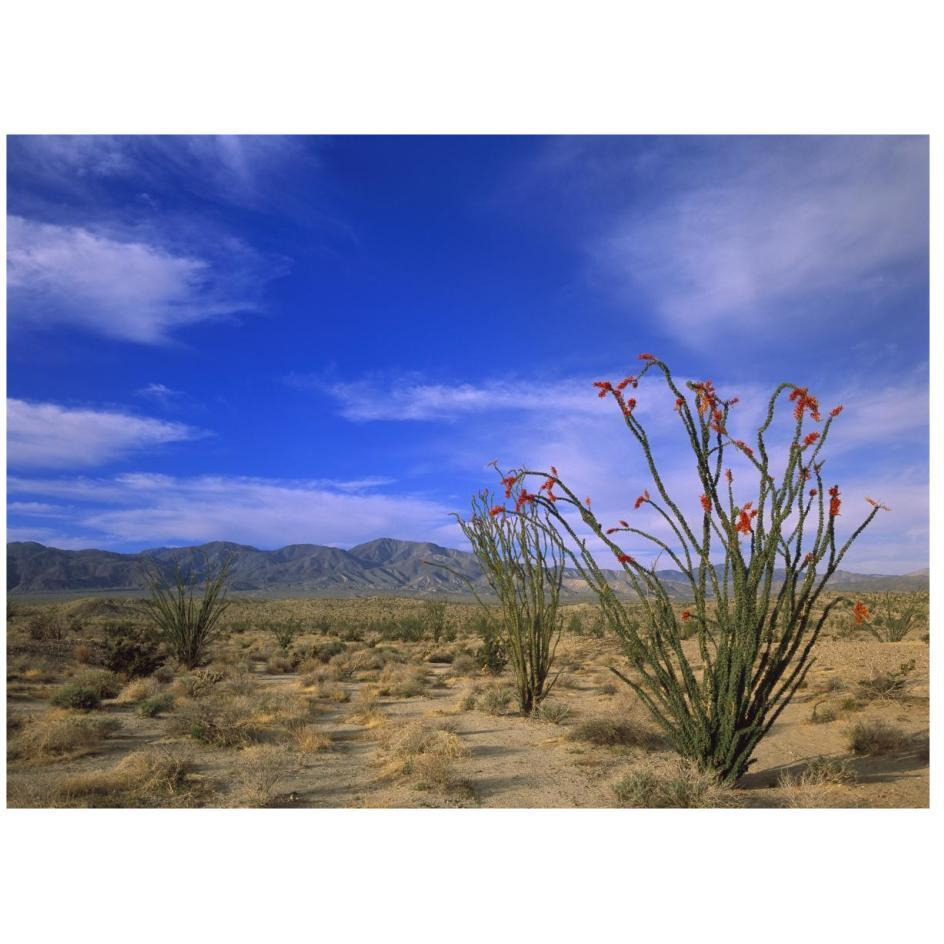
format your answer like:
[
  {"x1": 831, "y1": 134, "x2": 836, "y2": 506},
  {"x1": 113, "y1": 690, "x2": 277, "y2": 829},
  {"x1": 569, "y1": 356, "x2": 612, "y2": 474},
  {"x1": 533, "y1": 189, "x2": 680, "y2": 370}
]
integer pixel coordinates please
[{"x1": 6, "y1": 595, "x2": 929, "y2": 808}]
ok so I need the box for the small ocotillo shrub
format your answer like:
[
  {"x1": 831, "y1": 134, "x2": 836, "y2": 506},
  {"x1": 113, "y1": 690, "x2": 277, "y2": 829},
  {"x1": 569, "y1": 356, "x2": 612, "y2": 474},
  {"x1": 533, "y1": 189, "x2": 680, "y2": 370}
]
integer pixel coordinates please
[
  {"x1": 512, "y1": 354, "x2": 887, "y2": 783},
  {"x1": 443, "y1": 485, "x2": 565, "y2": 713},
  {"x1": 141, "y1": 556, "x2": 232, "y2": 670},
  {"x1": 865, "y1": 592, "x2": 925, "y2": 642}
]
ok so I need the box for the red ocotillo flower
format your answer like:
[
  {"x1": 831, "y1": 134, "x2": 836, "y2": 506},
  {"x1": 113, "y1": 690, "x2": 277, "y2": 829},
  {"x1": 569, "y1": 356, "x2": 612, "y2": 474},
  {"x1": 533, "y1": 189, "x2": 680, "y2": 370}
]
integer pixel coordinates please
[
  {"x1": 830, "y1": 405, "x2": 844, "y2": 417},
  {"x1": 680, "y1": 610, "x2": 691, "y2": 621},
  {"x1": 634, "y1": 489, "x2": 650, "y2": 510},
  {"x1": 617, "y1": 553, "x2": 634, "y2": 564},
  {"x1": 809, "y1": 488, "x2": 817, "y2": 497},
  {"x1": 734, "y1": 502, "x2": 757, "y2": 536},
  {"x1": 619, "y1": 519, "x2": 629, "y2": 528},
  {"x1": 802, "y1": 432, "x2": 820, "y2": 448},
  {"x1": 789, "y1": 386, "x2": 822, "y2": 422},
  {"x1": 515, "y1": 490, "x2": 537, "y2": 513},
  {"x1": 621, "y1": 397, "x2": 637, "y2": 417},
  {"x1": 550, "y1": 466, "x2": 558, "y2": 477},
  {"x1": 606, "y1": 527, "x2": 619, "y2": 534},
  {"x1": 828, "y1": 485, "x2": 841, "y2": 517},
  {"x1": 616, "y1": 375, "x2": 637, "y2": 391},
  {"x1": 584, "y1": 496, "x2": 592, "y2": 508},
  {"x1": 803, "y1": 552, "x2": 813, "y2": 565},
  {"x1": 866, "y1": 496, "x2": 891, "y2": 511},
  {"x1": 489, "y1": 505, "x2": 504, "y2": 517},
  {"x1": 700, "y1": 494, "x2": 711, "y2": 513},
  {"x1": 852, "y1": 601, "x2": 870, "y2": 625},
  {"x1": 725, "y1": 468, "x2": 733, "y2": 483},
  {"x1": 674, "y1": 397, "x2": 684, "y2": 412},
  {"x1": 734, "y1": 439, "x2": 754, "y2": 458},
  {"x1": 593, "y1": 380, "x2": 613, "y2": 399},
  {"x1": 501, "y1": 475, "x2": 518, "y2": 498},
  {"x1": 638, "y1": 353, "x2": 656, "y2": 361}
]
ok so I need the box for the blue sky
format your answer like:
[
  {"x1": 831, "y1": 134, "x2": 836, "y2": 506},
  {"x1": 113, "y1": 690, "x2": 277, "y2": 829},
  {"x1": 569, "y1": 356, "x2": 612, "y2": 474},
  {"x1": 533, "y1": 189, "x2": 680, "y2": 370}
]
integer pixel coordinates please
[{"x1": 6, "y1": 135, "x2": 929, "y2": 572}]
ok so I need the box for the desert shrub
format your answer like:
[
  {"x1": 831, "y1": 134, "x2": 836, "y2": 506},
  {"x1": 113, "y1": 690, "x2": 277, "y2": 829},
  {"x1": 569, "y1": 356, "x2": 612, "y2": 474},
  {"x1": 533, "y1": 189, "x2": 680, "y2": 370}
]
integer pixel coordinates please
[
  {"x1": 313, "y1": 640, "x2": 346, "y2": 663},
  {"x1": 515, "y1": 357, "x2": 887, "y2": 783},
  {"x1": 451, "y1": 653, "x2": 477, "y2": 675},
  {"x1": 71, "y1": 669, "x2": 123, "y2": 699},
  {"x1": 291, "y1": 725, "x2": 333, "y2": 753},
  {"x1": 443, "y1": 484, "x2": 564, "y2": 713},
  {"x1": 116, "y1": 677, "x2": 161, "y2": 703},
  {"x1": 847, "y1": 719, "x2": 911, "y2": 755},
  {"x1": 600, "y1": 682, "x2": 618, "y2": 696},
  {"x1": 857, "y1": 659, "x2": 915, "y2": 700},
  {"x1": 567, "y1": 612, "x2": 584, "y2": 635},
  {"x1": 50, "y1": 684, "x2": 101, "y2": 711},
  {"x1": 614, "y1": 757, "x2": 738, "y2": 808},
  {"x1": 171, "y1": 695, "x2": 263, "y2": 747},
  {"x1": 138, "y1": 693, "x2": 175, "y2": 717},
  {"x1": 473, "y1": 618, "x2": 508, "y2": 675},
  {"x1": 269, "y1": 619, "x2": 301, "y2": 652},
  {"x1": 475, "y1": 684, "x2": 515, "y2": 715},
  {"x1": 425, "y1": 650, "x2": 454, "y2": 664},
  {"x1": 809, "y1": 700, "x2": 839, "y2": 724},
  {"x1": 569, "y1": 717, "x2": 660, "y2": 748},
  {"x1": 27, "y1": 610, "x2": 64, "y2": 642},
  {"x1": 346, "y1": 687, "x2": 385, "y2": 727},
  {"x1": 421, "y1": 599, "x2": 448, "y2": 643},
  {"x1": 376, "y1": 665, "x2": 427, "y2": 698},
  {"x1": 73, "y1": 644, "x2": 96, "y2": 665},
  {"x1": 8, "y1": 710, "x2": 121, "y2": 762},
  {"x1": 265, "y1": 654, "x2": 296, "y2": 674},
  {"x1": 778, "y1": 756, "x2": 856, "y2": 806},
  {"x1": 101, "y1": 622, "x2": 164, "y2": 678},
  {"x1": 153, "y1": 665, "x2": 176, "y2": 684},
  {"x1": 380, "y1": 720, "x2": 469, "y2": 789},
  {"x1": 866, "y1": 592, "x2": 926, "y2": 642},
  {"x1": 229, "y1": 746, "x2": 293, "y2": 807},
  {"x1": 174, "y1": 668, "x2": 225, "y2": 699},
  {"x1": 141, "y1": 555, "x2": 231, "y2": 669},
  {"x1": 535, "y1": 700, "x2": 571, "y2": 724},
  {"x1": 54, "y1": 748, "x2": 198, "y2": 807}
]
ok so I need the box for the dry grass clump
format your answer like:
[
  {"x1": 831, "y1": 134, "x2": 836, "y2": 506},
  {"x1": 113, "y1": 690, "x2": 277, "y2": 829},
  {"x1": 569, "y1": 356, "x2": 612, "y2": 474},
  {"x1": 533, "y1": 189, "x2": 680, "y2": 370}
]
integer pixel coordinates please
[
  {"x1": 228, "y1": 745, "x2": 295, "y2": 807},
  {"x1": 376, "y1": 664, "x2": 428, "y2": 698},
  {"x1": 172, "y1": 669, "x2": 226, "y2": 700},
  {"x1": 569, "y1": 717, "x2": 661, "y2": 749},
  {"x1": 290, "y1": 725, "x2": 334, "y2": 753},
  {"x1": 462, "y1": 683, "x2": 515, "y2": 715},
  {"x1": 304, "y1": 679, "x2": 349, "y2": 702},
  {"x1": 346, "y1": 687, "x2": 385, "y2": 727},
  {"x1": 8, "y1": 710, "x2": 121, "y2": 764},
  {"x1": 379, "y1": 719, "x2": 469, "y2": 793},
  {"x1": 52, "y1": 747, "x2": 202, "y2": 808},
  {"x1": 778, "y1": 756, "x2": 857, "y2": 808},
  {"x1": 856, "y1": 660, "x2": 915, "y2": 701},
  {"x1": 613, "y1": 756, "x2": 739, "y2": 808},
  {"x1": 847, "y1": 719, "x2": 912, "y2": 755},
  {"x1": 534, "y1": 700, "x2": 571, "y2": 725},
  {"x1": 169, "y1": 695, "x2": 265, "y2": 747},
  {"x1": 450, "y1": 653, "x2": 477, "y2": 675},
  {"x1": 116, "y1": 677, "x2": 162, "y2": 704}
]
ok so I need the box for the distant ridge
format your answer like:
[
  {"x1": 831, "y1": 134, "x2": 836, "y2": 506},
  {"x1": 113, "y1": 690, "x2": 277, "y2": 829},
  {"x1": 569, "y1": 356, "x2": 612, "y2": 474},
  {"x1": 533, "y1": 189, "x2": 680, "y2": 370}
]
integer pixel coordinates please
[{"x1": 5, "y1": 540, "x2": 930, "y2": 598}]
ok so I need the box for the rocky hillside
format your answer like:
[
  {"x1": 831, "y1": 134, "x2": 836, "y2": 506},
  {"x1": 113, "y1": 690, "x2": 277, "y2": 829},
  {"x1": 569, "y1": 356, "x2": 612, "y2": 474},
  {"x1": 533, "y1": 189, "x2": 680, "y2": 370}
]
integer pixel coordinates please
[{"x1": 6, "y1": 539, "x2": 929, "y2": 597}]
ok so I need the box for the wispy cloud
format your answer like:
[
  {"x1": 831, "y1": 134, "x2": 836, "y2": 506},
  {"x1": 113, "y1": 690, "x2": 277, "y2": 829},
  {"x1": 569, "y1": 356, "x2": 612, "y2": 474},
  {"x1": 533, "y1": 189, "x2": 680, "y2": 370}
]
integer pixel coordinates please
[
  {"x1": 8, "y1": 474, "x2": 459, "y2": 550},
  {"x1": 7, "y1": 400, "x2": 204, "y2": 469},
  {"x1": 588, "y1": 137, "x2": 928, "y2": 346},
  {"x1": 291, "y1": 371, "x2": 609, "y2": 422},
  {"x1": 136, "y1": 383, "x2": 184, "y2": 405},
  {"x1": 7, "y1": 216, "x2": 282, "y2": 344},
  {"x1": 9, "y1": 135, "x2": 321, "y2": 210}
]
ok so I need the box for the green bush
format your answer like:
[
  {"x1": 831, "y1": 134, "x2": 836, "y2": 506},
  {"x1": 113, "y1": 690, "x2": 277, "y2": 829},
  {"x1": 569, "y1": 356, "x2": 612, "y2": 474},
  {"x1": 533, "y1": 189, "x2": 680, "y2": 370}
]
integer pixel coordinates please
[
  {"x1": 50, "y1": 684, "x2": 101, "y2": 711},
  {"x1": 101, "y1": 622, "x2": 165, "y2": 678},
  {"x1": 138, "y1": 693, "x2": 175, "y2": 718}
]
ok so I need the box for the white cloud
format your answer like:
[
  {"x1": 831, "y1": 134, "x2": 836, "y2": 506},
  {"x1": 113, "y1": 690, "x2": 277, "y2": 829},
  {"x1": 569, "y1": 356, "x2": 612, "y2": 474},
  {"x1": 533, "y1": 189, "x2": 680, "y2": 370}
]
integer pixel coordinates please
[
  {"x1": 294, "y1": 371, "x2": 617, "y2": 422},
  {"x1": 8, "y1": 474, "x2": 460, "y2": 550},
  {"x1": 7, "y1": 216, "x2": 270, "y2": 343},
  {"x1": 136, "y1": 383, "x2": 183, "y2": 403},
  {"x1": 589, "y1": 137, "x2": 928, "y2": 345},
  {"x1": 7, "y1": 400, "x2": 203, "y2": 469}
]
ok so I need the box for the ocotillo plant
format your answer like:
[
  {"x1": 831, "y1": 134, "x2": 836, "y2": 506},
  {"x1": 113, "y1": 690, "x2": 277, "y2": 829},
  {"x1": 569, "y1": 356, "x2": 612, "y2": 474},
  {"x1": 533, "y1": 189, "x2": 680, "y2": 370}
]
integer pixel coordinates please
[
  {"x1": 441, "y1": 485, "x2": 565, "y2": 713},
  {"x1": 510, "y1": 354, "x2": 887, "y2": 783},
  {"x1": 141, "y1": 555, "x2": 232, "y2": 669}
]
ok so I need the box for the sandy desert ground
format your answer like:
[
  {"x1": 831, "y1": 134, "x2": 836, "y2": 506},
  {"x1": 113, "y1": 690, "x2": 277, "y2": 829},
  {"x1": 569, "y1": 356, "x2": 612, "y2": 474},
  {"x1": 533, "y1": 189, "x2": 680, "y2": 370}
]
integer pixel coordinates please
[{"x1": 5, "y1": 594, "x2": 929, "y2": 809}]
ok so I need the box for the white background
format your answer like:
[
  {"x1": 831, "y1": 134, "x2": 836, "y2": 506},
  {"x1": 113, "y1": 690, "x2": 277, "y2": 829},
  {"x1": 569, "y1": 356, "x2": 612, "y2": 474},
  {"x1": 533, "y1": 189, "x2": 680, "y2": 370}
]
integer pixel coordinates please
[{"x1": 1, "y1": 2, "x2": 940, "y2": 942}]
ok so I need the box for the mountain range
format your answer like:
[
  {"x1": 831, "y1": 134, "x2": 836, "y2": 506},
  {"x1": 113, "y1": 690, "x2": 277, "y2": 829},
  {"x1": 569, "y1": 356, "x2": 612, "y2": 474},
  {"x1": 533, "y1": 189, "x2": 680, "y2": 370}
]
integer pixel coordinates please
[{"x1": 5, "y1": 540, "x2": 930, "y2": 598}]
